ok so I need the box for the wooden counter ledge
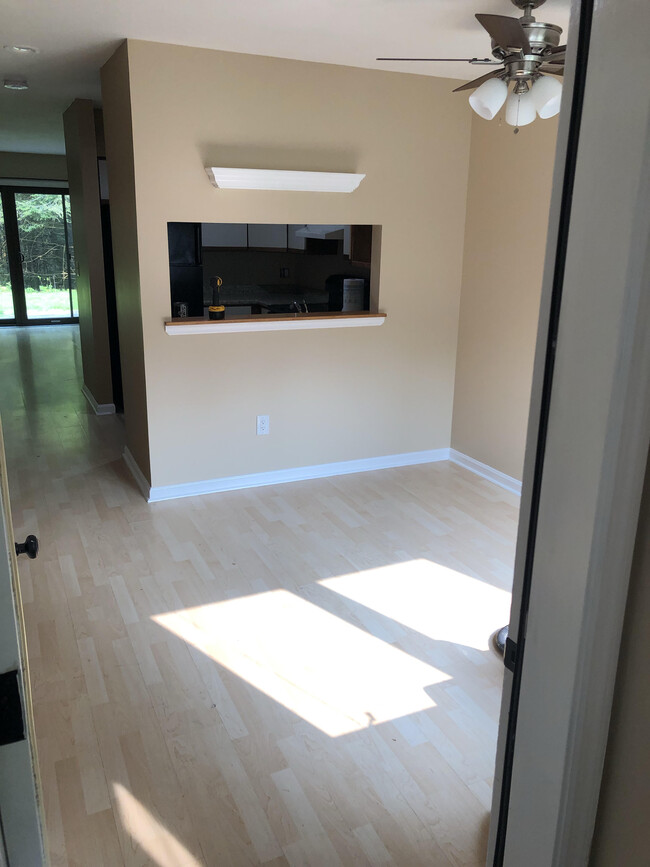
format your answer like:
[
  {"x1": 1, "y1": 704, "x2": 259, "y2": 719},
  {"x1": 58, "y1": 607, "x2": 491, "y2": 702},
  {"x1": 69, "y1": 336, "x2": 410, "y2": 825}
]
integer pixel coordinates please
[{"x1": 164, "y1": 312, "x2": 387, "y2": 335}]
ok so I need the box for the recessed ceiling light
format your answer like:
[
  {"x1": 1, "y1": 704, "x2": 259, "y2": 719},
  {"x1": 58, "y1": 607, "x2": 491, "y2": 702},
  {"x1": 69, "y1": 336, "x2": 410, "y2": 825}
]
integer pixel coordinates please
[
  {"x1": 4, "y1": 79, "x2": 29, "y2": 90},
  {"x1": 3, "y1": 45, "x2": 38, "y2": 54}
]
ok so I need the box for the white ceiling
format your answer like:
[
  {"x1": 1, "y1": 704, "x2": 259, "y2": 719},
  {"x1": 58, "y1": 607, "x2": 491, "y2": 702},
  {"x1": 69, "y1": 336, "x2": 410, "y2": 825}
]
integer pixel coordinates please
[{"x1": 0, "y1": 0, "x2": 570, "y2": 155}]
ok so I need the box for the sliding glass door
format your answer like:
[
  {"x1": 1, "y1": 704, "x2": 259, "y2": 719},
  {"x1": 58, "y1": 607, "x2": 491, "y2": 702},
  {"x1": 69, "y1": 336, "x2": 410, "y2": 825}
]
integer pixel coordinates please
[
  {"x1": 0, "y1": 201, "x2": 16, "y2": 322},
  {"x1": 0, "y1": 187, "x2": 78, "y2": 325}
]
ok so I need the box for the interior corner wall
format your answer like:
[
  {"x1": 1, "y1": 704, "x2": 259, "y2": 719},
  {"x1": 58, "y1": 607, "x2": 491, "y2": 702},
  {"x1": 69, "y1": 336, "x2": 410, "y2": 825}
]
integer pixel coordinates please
[
  {"x1": 451, "y1": 113, "x2": 558, "y2": 481},
  {"x1": 101, "y1": 39, "x2": 472, "y2": 490},
  {"x1": 63, "y1": 99, "x2": 113, "y2": 406},
  {"x1": 0, "y1": 151, "x2": 67, "y2": 181},
  {"x1": 101, "y1": 43, "x2": 151, "y2": 482}
]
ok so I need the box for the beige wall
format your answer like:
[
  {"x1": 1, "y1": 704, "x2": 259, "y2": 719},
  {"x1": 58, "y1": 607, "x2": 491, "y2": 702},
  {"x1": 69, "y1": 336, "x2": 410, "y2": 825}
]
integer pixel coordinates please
[
  {"x1": 0, "y1": 151, "x2": 67, "y2": 181},
  {"x1": 452, "y1": 113, "x2": 558, "y2": 481},
  {"x1": 101, "y1": 44, "x2": 151, "y2": 480},
  {"x1": 63, "y1": 99, "x2": 113, "y2": 406},
  {"x1": 102, "y1": 40, "x2": 472, "y2": 489},
  {"x1": 590, "y1": 448, "x2": 650, "y2": 866}
]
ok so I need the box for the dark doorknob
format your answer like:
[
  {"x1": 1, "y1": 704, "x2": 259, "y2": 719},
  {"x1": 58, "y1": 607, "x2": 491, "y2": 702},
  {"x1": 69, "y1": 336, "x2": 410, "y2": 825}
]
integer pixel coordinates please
[{"x1": 15, "y1": 535, "x2": 39, "y2": 559}]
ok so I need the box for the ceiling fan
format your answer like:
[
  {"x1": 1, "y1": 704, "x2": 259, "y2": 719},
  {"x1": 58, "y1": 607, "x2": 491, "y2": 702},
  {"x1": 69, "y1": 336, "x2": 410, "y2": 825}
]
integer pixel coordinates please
[{"x1": 377, "y1": 0, "x2": 566, "y2": 129}]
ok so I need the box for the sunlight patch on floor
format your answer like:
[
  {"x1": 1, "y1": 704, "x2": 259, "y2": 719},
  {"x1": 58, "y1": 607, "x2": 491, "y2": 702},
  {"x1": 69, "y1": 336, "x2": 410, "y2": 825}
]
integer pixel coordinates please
[
  {"x1": 153, "y1": 587, "x2": 449, "y2": 736},
  {"x1": 113, "y1": 782, "x2": 203, "y2": 867},
  {"x1": 321, "y1": 559, "x2": 511, "y2": 651}
]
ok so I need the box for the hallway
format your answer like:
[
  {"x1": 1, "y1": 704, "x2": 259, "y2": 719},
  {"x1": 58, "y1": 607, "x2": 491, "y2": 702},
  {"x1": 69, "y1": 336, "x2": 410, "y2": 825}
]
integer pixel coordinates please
[{"x1": 1, "y1": 326, "x2": 518, "y2": 867}]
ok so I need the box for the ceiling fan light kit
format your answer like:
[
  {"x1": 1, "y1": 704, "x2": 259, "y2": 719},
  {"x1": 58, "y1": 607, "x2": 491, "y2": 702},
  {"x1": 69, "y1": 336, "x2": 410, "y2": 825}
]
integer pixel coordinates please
[
  {"x1": 505, "y1": 89, "x2": 536, "y2": 127},
  {"x1": 469, "y1": 77, "x2": 508, "y2": 120},
  {"x1": 378, "y1": 0, "x2": 566, "y2": 130},
  {"x1": 531, "y1": 73, "x2": 562, "y2": 118}
]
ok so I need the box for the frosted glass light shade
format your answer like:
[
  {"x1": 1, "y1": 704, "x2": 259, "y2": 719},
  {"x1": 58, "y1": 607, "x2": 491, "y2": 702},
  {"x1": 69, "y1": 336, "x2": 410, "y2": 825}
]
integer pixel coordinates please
[
  {"x1": 531, "y1": 75, "x2": 562, "y2": 118},
  {"x1": 505, "y1": 90, "x2": 536, "y2": 127},
  {"x1": 469, "y1": 78, "x2": 508, "y2": 120}
]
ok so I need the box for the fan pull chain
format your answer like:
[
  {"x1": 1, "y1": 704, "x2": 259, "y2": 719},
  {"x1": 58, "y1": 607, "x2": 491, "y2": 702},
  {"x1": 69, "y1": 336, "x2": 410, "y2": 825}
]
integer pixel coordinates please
[{"x1": 514, "y1": 93, "x2": 520, "y2": 134}]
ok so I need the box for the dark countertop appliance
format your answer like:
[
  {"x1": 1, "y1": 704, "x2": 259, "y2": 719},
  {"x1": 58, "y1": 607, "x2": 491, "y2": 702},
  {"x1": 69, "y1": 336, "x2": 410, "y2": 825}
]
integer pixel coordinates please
[{"x1": 325, "y1": 274, "x2": 370, "y2": 312}]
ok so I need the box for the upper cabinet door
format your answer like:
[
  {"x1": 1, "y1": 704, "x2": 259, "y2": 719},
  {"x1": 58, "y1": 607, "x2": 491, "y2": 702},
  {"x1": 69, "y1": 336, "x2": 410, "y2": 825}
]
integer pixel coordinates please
[
  {"x1": 248, "y1": 224, "x2": 287, "y2": 249},
  {"x1": 350, "y1": 225, "x2": 372, "y2": 265},
  {"x1": 288, "y1": 225, "x2": 306, "y2": 250},
  {"x1": 343, "y1": 226, "x2": 351, "y2": 257},
  {"x1": 201, "y1": 223, "x2": 247, "y2": 248}
]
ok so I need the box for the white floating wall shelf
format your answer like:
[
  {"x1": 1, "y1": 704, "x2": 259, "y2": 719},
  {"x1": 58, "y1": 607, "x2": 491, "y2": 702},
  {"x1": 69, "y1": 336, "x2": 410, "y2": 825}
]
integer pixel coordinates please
[
  {"x1": 206, "y1": 167, "x2": 366, "y2": 193},
  {"x1": 165, "y1": 314, "x2": 386, "y2": 335}
]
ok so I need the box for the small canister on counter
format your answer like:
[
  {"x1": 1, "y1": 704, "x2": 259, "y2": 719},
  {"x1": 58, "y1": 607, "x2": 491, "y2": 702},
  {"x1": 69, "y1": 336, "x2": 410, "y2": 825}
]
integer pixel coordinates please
[{"x1": 208, "y1": 305, "x2": 225, "y2": 320}]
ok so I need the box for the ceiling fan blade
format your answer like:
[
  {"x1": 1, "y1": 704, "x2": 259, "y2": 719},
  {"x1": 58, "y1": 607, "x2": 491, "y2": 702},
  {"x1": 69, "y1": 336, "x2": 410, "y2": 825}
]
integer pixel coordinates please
[
  {"x1": 539, "y1": 64, "x2": 564, "y2": 76},
  {"x1": 452, "y1": 68, "x2": 504, "y2": 93},
  {"x1": 376, "y1": 57, "x2": 500, "y2": 65},
  {"x1": 475, "y1": 13, "x2": 532, "y2": 55}
]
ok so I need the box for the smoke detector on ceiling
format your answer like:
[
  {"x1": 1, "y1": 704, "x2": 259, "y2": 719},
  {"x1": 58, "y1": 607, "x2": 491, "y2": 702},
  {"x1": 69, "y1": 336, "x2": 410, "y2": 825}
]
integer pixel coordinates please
[{"x1": 4, "y1": 79, "x2": 29, "y2": 90}]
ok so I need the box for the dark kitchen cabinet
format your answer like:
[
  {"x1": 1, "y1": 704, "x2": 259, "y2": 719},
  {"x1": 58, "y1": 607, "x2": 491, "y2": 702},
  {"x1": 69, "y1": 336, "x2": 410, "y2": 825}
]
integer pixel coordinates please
[
  {"x1": 168, "y1": 222, "x2": 204, "y2": 317},
  {"x1": 350, "y1": 225, "x2": 372, "y2": 266}
]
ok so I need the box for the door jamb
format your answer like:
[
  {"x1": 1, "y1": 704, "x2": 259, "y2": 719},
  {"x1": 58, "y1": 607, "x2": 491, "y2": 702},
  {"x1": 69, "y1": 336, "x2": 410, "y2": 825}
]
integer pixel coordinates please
[
  {"x1": 491, "y1": 0, "x2": 594, "y2": 861},
  {"x1": 490, "y1": 0, "x2": 650, "y2": 861}
]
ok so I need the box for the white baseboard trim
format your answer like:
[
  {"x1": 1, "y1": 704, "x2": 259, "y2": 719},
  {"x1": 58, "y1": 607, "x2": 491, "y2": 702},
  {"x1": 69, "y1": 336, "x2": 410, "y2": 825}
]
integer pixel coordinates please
[
  {"x1": 142, "y1": 448, "x2": 451, "y2": 503},
  {"x1": 123, "y1": 447, "x2": 151, "y2": 500},
  {"x1": 123, "y1": 444, "x2": 521, "y2": 503},
  {"x1": 449, "y1": 448, "x2": 522, "y2": 496},
  {"x1": 82, "y1": 384, "x2": 115, "y2": 416}
]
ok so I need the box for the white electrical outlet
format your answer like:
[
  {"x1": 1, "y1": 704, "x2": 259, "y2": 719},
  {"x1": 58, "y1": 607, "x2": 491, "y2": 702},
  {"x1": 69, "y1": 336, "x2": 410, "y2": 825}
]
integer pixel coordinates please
[{"x1": 256, "y1": 414, "x2": 270, "y2": 436}]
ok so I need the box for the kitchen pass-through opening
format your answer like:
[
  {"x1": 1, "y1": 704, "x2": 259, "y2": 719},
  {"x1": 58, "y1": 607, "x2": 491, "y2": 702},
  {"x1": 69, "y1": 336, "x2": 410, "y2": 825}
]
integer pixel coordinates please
[{"x1": 167, "y1": 222, "x2": 380, "y2": 319}]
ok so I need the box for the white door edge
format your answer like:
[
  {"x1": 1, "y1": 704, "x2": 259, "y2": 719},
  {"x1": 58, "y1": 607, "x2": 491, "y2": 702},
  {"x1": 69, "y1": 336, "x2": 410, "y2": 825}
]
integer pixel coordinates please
[{"x1": 489, "y1": 0, "x2": 650, "y2": 863}]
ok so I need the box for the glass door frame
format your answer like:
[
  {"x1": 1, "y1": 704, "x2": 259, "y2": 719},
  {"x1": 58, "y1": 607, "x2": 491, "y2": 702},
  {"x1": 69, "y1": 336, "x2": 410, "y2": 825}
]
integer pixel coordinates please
[{"x1": 0, "y1": 185, "x2": 79, "y2": 327}]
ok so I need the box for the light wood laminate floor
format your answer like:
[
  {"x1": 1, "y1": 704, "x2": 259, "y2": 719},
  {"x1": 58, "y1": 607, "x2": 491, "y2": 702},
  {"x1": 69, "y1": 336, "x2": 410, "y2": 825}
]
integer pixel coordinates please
[{"x1": 1, "y1": 326, "x2": 519, "y2": 867}]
